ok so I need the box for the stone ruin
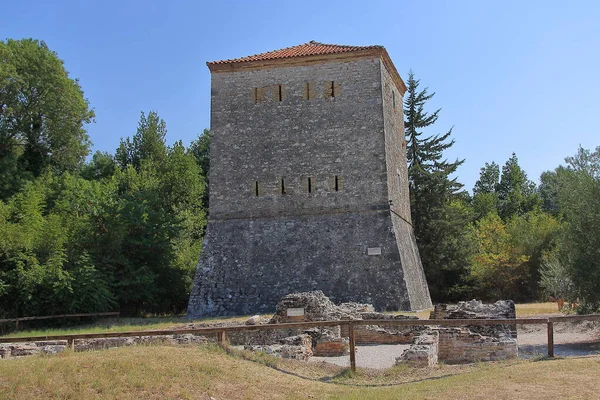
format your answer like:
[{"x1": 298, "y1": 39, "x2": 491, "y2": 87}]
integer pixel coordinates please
[
  {"x1": 397, "y1": 299, "x2": 518, "y2": 367},
  {"x1": 0, "y1": 292, "x2": 518, "y2": 367},
  {"x1": 238, "y1": 292, "x2": 518, "y2": 366},
  {"x1": 0, "y1": 334, "x2": 207, "y2": 359},
  {"x1": 250, "y1": 290, "x2": 424, "y2": 357},
  {"x1": 430, "y1": 299, "x2": 517, "y2": 339}
]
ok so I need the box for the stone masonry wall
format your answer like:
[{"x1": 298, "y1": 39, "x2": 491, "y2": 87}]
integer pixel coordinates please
[
  {"x1": 188, "y1": 55, "x2": 432, "y2": 316},
  {"x1": 436, "y1": 327, "x2": 518, "y2": 364}
]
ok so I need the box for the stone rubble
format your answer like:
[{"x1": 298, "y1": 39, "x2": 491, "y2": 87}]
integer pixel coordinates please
[{"x1": 1, "y1": 292, "x2": 521, "y2": 366}]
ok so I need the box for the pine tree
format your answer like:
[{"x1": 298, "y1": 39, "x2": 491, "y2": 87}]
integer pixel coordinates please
[{"x1": 403, "y1": 71, "x2": 471, "y2": 301}]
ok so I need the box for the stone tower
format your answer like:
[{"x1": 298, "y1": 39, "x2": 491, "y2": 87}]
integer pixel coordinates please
[{"x1": 187, "y1": 41, "x2": 432, "y2": 317}]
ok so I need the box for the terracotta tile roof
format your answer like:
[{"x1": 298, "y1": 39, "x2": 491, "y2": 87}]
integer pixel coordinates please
[{"x1": 207, "y1": 41, "x2": 383, "y2": 65}]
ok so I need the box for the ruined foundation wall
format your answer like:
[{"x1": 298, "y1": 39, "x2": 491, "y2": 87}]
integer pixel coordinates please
[{"x1": 437, "y1": 328, "x2": 518, "y2": 364}]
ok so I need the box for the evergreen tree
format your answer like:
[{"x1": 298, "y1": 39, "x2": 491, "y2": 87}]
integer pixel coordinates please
[
  {"x1": 472, "y1": 162, "x2": 501, "y2": 220},
  {"x1": 497, "y1": 153, "x2": 540, "y2": 220},
  {"x1": 189, "y1": 129, "x2": 211, "y2": 209},
  {"x1": 403, "y1": 71, "x2": 471, "y2": 301}
]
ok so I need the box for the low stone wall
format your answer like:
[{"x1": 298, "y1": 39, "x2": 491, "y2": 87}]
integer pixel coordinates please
[
  {"x1": 436, "y1": 327, "x2": 517, "y2": 364},
  {"x1": 396, "y1": 331, "x2": 439, "y2": 368},
  {"x1": 342, "y1": 325, "x2": 422, "y2": 345},
  {"x1": 0, "y1": 334, "x2": 208, "y2": 359},
  {"x1": 314, "y1": 338, "x2": 349, "y2": 356},
  {"x1": 0, "y1": 340, "x2": 67, "y2": 359},
  {"x1": 431, "y1": 300, "x2": 517, "y2": 339}
]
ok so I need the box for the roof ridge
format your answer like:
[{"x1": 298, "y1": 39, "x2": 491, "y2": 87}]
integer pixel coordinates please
[{"x1": 207, "y1": 41, "x2": 383, "y2": 66}]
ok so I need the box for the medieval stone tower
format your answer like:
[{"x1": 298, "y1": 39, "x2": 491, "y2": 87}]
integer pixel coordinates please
[{"x1": 187, "y1": 41, "x2": 432, "y2": 317}]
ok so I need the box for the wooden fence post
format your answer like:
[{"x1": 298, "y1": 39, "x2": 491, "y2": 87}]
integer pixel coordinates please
[
  {"x1": 15, "y1": 319, "x2": 19, "y2": 331},
  {"x1": 69, "y1": 339, "x2": 75, "y2": 351},
  {"x1": 547, "y1": 320, "x2": 554, "y2": 358},
  {"x1": 348, "y1": 323, "x2": 356, "y2": 372},
  {"x1": 217, "y1": 331, "x2": 227, "y2": 346}
]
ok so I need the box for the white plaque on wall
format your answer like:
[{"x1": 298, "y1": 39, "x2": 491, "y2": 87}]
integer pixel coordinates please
[
  {"x1": 367, "y1": 247, "x2": 382, "y2": 256},
  {"x1": 286, "y1": 307, "x2": 305, "y2": 317}
]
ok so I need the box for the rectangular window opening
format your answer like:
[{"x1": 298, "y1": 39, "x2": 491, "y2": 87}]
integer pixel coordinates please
[
  {"x1": 278, "y1": 85, "x2": 283, "y2": 102},
  {"x1": 306, "y1": 82, "x2": 310, "y2": 99},
  {"x1": 392, "y1": 91, "x2": 396, "y2": 110},
  {"x1": 254, "y1": 88, "x2": 258, "y2": 104},
  {"x1": 330, "y1": 81, "x2": 335, "y2": 98},
  {"x1": 308, "y1": 177, "x2": 312, "y2": 193},
  {"x1": 255, "y1": 181, "x2": 259, "y2": 197},
  {"x1": 281, "y1": 178, "x2": 286, "y2": 195},
  {"x1": 334, "y1": 175, "x2": 339, "y2": 192}
]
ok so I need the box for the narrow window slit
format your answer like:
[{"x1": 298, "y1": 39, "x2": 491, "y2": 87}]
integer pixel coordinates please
[
  {"x1": 392, "y1": 91, "x2": 396, "y2": 110},
  {"x1": 254, "y1": 88, "x2": 258, "y2": 104},
  {"x1": 255, "y1": 181, "x2": 259, "y2": 197},
  {"x1": 306, "y1": 82, "x2": 310, "y2": 99},
  {"x1": 330, "y1": 81, "x2": 335, "y2": 98},
  {"x1": 334, "y1": 175, "x2": 339, "y2": 191},
  {"x1": 281, "y1": 178, "x2": 286, "y2": 194},
  {"x1": 308, "y1": 177, "x2": 312, "y2": 193},
  {"x1": 278, "y1": 85, "x2": 283, "y2": 101}
]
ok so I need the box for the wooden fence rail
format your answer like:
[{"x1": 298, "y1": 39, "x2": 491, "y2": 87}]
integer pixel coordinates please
[
  {"x1": 1, "y1": 314, "x2": 599, "y2": 371},
  {"x1": 0, "y1": 312, "x2": 120, "y2": 331}
]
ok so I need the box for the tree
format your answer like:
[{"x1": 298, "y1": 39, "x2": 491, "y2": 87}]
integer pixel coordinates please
[
  {"x1": 115, "y1": 111, "x2": 167, "y2": 170},
  {"x1": 189, "y1": 129, "x2": 211, "y2": 208},
  {"x1": 556, "y1": 146, "x2": 600, "y2": 312},
  {"x1": 403, "y1": 71, "x2": 471, "y2": 301},
  {"x1": 497, "y1": 153, "x2": 540, "y2": 219},
  {"x1": 472, "y1": 162, "x2": 500, "y2": 220},
  {"x1": 81, "y1": 151, "x2": 116, "y2": 181},
  {"x1": 0, "y1": 39, "x2": 94, "y2": 198}
]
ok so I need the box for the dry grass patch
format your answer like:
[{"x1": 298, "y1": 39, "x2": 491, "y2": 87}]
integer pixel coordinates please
[
  {"x1": 1, "y1": 315, "x2": 269, "y2": 339},
  {"x1": 516, "y1": 302, "x2": 561, "y2": 317},
  {"x1": 1, "y1": 344, "x2": 600, "y2": 399}
]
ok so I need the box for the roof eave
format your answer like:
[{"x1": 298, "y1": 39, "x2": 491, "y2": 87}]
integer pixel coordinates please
[{"x1": 207, "y1": 48, "x2": 407, "y2": 96}]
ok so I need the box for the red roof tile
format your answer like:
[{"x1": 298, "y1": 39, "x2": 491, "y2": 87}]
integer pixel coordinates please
[{"x1": 207, "y1": 41, "x2": 383, "y2": 65}]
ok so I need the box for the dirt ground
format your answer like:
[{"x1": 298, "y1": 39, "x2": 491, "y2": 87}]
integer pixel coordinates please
[{"x1": 517, "y1": 314, "x2": 600, "y2": 358}]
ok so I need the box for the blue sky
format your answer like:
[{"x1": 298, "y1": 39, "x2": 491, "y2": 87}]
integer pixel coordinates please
[{"x1": 2, "y1": 0, "x2": 599, "y2": 191}]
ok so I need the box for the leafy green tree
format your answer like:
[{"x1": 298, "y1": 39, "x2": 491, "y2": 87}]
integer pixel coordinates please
[
  {"x1": 556, "y1": 146, "x2": 600, "y2": 312},
  {"x1": 403, "y1": 71, "x2": 472, "y2": 301},
  {"x1": 472, "y1": 162, "x2": 500, "y2": 220},
  {"x1": 81, "y1": 151, "x2": 116, "y2": 181},
  {"x1": 468, "y1": 209, "x2": 560, "y2": 301},
  {"x1": 115, "y1": 111, "x2": 167, "y2": 170},
  {"x1": 189, "y1": 129, "x2": 211, "y2": 208},
  {"x1": 0, "y1": 39, "x2": 94, "y2": 199},
  {"x1": 539, "y1": 250, "x2": 575, "y2": 302}
]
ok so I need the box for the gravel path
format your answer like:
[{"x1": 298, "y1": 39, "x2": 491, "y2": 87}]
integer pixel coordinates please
[
  {"x1": 309, "y1": 344, "x2": 410, "y2": 369},
  {"x1": 308, "y1": 320, "x2": 600, "y2": 369}
]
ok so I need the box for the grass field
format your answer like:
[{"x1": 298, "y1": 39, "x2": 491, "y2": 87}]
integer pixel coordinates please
[{"x1": 1, "y1": 344, "x2": 599, "y2": 399}]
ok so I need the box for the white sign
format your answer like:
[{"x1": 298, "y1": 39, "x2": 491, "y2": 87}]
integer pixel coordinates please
[
  {"x1": 367, "y1": 247, "x2": 382, "y2": 255},
  {"x1": 286, "y1": 307, "x2": 305, "y2": 317}
]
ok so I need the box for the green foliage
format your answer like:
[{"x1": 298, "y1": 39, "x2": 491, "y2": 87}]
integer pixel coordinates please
[
  {"x1": 403, "y1": 71, "x2": 472, "y2": 301},
  {"x1": 115, "y1": 111, "x2": 167, "y2": 170},
  {"x1": 0, "y1": 39, "x2": 94, "y2": 199},
  {"x1": 497, "y1": 153, "x2": 541, "y2": 220},
  {"x1": 539, "y1": 251, "x2": 575, "y2": 301},
  {"x1": 0, "y1": 107, "x2": 207, "y2": 318},
  {"x1": 189, "y1": 129, "x2": 211, "y2": 208},
  {"x1": 468, "y1": 210, "x2": 560, "y2": 301},
  {"x1": 555, "y1": 146, "x2": 600, "y2": 312}
]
